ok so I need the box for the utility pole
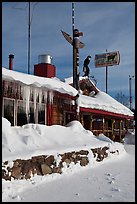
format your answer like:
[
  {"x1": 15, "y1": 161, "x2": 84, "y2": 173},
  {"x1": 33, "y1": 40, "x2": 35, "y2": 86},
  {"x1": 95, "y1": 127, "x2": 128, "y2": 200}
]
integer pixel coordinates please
[
  {"x1": 106, "y1": 49, "x2": 108, "y2": 93},
  {"x1": 129, "y1": 75, "x2": 135, "y2": 110},
  {"x1": 28, "y1": 2, "x2": 31, "y2": 74},
  {"x1": 12, "y1": 2, "x2": 38, "y2": 74}
]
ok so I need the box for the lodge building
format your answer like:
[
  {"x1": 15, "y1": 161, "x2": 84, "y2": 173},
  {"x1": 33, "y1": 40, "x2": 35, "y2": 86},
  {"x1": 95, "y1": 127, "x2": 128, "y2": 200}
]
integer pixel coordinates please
[{"x1": 2, "y1": 54, "x2": 134, "y2": 142}]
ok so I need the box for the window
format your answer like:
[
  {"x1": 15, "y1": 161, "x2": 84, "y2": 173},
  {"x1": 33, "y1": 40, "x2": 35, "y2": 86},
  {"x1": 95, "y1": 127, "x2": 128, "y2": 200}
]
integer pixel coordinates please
[
  {"x1": 92, "y1": 116, "x2": 103, "y2": 130},
  {"x1": 3, "y1": 98, "x2": 15, "y2": 126},
  {"x1": 29, "y1": 102, "x2": 35, "y2": 123},
  {"x1": 17, "y1": 100, "x2": 28, "y2": 126},
  {"x1": 38, "y1": 104, "x2": 46, "y2": 124}
]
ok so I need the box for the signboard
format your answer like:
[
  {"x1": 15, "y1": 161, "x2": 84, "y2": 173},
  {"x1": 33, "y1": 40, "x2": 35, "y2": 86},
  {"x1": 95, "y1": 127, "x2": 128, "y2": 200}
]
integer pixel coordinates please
[{"x1": 94, "y1": 51, "x2": 120, "y2": 68}]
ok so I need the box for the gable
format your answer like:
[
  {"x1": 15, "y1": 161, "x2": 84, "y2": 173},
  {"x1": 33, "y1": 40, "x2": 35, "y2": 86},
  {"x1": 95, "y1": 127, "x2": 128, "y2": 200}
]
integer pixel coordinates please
[{"x1": 79, "y1": 78, "x2": 99, "y2": 96}]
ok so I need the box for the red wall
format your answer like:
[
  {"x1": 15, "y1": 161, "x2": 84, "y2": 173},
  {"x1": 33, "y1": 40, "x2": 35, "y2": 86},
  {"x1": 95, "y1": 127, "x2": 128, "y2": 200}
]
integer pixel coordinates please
[{"x1": 34, "y1": 63, "x2": 56, "y2": 78}]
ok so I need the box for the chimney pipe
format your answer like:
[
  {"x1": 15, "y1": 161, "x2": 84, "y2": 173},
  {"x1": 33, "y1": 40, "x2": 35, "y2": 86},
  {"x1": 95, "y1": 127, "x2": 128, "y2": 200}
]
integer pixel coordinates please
[{"x1": 9, "y1": 54, "x2": 14, "y2": 70}]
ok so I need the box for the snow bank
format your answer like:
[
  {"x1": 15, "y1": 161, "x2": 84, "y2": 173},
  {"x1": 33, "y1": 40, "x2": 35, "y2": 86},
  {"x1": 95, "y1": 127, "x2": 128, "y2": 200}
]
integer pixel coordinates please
[
  {"x1": 122, "y1": 130, "x2": 135, "y2": 145},
  {"x1": 2, "y1": 117, "x2": 125, "y2": 161}
]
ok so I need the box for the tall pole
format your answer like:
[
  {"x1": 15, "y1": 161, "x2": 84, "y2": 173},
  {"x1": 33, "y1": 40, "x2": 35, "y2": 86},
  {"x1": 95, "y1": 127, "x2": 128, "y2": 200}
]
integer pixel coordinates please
[
  {"x1": 129, "y1": 75, "x2": 134, "y2": 110},
  {"x1": 72, "y1": 2, "x2": 75, "y2": 34},
  {"x1": 72, "y1": 2, "x2": 76, "y2": 89},
  {"x1": 28, "y1": 2, "x2": 31, "y2": 74},
  {"x1": 106, "y1": 49, "x2": 108, "y2": 93},
  {"x1": 72, "y1": 2, "x2": 80, "y2": 120}
]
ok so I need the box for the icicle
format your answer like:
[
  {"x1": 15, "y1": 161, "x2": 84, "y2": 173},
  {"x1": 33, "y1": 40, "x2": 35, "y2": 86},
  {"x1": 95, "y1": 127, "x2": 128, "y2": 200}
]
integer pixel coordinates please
[
  {"x1": 38, "y1": 88, "x2": 43, "y2": 105},
  {"x1": 37, "y1": 88, "x2": 43, "y2": 113},
  {"x1": 44, "y1": 90, "x2": 47, "y2": 104},
  {"x1": 22, "y1": 85, "x2": 31, "y2": 122},
  {"x1": 33, "y1": 87, "x2": 39, "y2": 113},
  {"x1": 49, "y1": 91, "x2": 54, "y2": 104}
]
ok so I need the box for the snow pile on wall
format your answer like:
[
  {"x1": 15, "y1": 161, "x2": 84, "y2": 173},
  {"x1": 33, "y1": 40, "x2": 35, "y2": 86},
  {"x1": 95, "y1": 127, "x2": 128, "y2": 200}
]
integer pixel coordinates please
[{"x1": 2, "y1": 117, "x2": 125, "y2": 162}]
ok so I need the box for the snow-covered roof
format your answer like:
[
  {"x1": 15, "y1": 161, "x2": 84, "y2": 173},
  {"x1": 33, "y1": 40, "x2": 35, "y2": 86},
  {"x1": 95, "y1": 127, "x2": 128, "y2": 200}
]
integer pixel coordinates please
[
  {"x1": 79, "y1": 92, "x2": 134, "y2": 117},
  {"x1": 65, "y1": 76, "x2": 134, "y2": 117},
  {"x1": 2, "y1": 67, "x2": 78, "y2": 97},
  {"x1": 65, "y1": 75, "x2": 99, "y2": 90},
  {"x1": 2, "y1": 67, "x2": 134, "y2": 118}
]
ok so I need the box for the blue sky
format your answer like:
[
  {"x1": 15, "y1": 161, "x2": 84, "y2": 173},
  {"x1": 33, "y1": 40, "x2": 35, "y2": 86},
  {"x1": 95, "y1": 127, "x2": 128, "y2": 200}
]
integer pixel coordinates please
[{"x1": 2, "y1": 2, "x2": 135, "y2": 108}]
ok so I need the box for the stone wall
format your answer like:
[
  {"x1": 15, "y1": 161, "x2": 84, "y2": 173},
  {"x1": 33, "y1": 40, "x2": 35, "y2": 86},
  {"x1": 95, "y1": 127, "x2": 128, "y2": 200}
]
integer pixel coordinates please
[{"x1": 2, "y1": 146, "x2": 119, "y2": 181}]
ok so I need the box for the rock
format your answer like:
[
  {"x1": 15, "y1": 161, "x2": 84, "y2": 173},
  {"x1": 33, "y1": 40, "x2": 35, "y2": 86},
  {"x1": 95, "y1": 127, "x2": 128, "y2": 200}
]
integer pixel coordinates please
[
  {"x1": 77, "y1": 150, "x2": 89, "y2": 155},
  {"x1": 45, "y1": 155, "x2": 55, "y2": 166},
  {"x1": 11, "y1": 166, "x2": 22, "y2": 179},
  {"x1": 31, "y1": 155, "x2": 46, "y2": 163},
  {"x1": 52, "y1": 167, "x2": 62, "y2": 174},
  {"x1": 25, "y1": 167, "x2": 37, "y2": 179},
  {"x1": 64, "y1": 158, "x2": 71, "y2": 167},
  {"x1": 41, "y1": 164, "x2": 52, "y2": 175},
  {"x1": 80, "y1": 157, "x2": 89, "y2": 166}
]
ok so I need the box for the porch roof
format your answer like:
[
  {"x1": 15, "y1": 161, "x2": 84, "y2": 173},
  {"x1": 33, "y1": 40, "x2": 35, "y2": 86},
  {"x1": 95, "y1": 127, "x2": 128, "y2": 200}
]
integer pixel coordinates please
[
  {"x1": 79, "y1": 92, "x2": 134, "y2": 119},
  {"x1": 65, "y1": 76, "x2": 134, "y2": 118}
]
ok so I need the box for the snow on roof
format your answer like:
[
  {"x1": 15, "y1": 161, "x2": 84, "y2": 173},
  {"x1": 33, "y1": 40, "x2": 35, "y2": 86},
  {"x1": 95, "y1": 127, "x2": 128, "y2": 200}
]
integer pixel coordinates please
[
  {"x1": 65, "y1": 76, "x2": 134, "y2": 117},
  {"x1": 65, "y1": 75, "x2": 98, "y2": 88},
  {"x1": 2, "y1": 67, "x2": 78, "y2": 97},
  {"x1": 79, "y1": 92, "x2": 134, "y2": 117},
  {"x1": 2, "y1": 67, "x2": 134, "y2": 117}
]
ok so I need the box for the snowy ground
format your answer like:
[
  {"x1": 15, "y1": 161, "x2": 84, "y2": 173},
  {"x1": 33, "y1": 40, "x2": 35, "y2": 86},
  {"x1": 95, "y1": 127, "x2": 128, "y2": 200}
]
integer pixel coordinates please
[{"x1": 2, "y1": 118, "x2": 135, "y2": 202}]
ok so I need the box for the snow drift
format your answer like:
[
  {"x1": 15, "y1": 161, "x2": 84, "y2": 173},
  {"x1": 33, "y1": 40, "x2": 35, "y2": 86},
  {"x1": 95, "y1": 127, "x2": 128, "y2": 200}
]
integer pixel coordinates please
[{"x1": 2, "y1": 117, "x2": 125, "y2": 161}]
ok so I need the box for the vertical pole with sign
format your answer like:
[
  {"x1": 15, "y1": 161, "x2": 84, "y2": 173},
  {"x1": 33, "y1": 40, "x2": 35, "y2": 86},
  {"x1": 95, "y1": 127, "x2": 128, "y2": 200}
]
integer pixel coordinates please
[{"x1": 94, "y1": 50, "x2": 120, "y2": 94}]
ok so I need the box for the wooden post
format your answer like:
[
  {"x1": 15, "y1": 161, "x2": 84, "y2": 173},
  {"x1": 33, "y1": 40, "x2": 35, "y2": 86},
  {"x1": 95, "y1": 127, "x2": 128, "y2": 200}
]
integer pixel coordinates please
[
  {"x1": 90, "y1": 114, "x2": 93, "y2": 131},
  {"x1": 106, "y1": 49, "x2": 108, "y2": 94},
  {"x1": 14, "y1": 99, "x2": 17, "y2": 126},
  {"x1": 102, "y1": 117, "x2": 105, "y2": 134},
  {"x1": 119, "y1": 120, "x2": 122, "y2": 142},
  {"x1": 81, "y1": 113, "x2": 84, "y2": 127},
  {"x1": 111, "y1": 119, "x2": 115, "y2": 141}
]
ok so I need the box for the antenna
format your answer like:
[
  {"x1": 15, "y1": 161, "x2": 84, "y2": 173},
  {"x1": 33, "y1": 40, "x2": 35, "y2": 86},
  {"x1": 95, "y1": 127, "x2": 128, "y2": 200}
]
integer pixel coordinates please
[
  {"x1": 28, "y1": 2, "x2": 39, "y2": 74},
  {"x1": 28, "y1": 2, "x2": 31, "y2": 74},
  {"x1": 12, "y1": 2, "x2": 38, "y2": 74}
]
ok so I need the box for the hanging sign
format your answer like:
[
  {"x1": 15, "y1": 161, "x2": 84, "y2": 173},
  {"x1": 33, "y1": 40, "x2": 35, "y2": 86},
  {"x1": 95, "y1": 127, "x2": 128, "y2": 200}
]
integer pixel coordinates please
[{"x1": 94, "y1": 51, "x2": 120, "y2": 68}]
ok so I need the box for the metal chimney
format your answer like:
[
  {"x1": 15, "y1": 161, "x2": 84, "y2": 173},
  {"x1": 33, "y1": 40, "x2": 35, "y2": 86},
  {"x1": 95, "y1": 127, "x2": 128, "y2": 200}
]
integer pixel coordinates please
[{"x1": 9, "y1": 54, "x2": 14, "y2": 70}]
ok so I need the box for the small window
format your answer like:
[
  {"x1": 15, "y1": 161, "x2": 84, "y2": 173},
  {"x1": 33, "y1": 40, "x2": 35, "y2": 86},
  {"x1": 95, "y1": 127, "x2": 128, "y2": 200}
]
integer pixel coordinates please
[
  {"x1": 38, "y1": 104, "x2": 46, "y2": 124},
  {"x1": 29, "y1": 102, "x2": 35, "y2": 123},
  {"x1": 17, "y1": 100, "x2": 28, "y2": 126},
  {"x1": 3, "y1": 98, "x2": 15, "y2": 126}
]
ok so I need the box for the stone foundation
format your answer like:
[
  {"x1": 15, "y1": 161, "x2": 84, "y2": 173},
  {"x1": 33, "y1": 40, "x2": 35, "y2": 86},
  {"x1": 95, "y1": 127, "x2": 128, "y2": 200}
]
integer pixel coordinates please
[{"x1": 2, "y1": 146, "x2": 119, "y2": 181}]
